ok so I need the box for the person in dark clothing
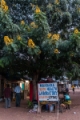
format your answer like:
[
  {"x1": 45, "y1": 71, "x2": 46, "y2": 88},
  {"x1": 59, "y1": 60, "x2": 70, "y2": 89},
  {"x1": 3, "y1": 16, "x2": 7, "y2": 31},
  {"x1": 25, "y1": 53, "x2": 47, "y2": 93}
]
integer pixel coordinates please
[
  {"x1": 66, "y1": 88, "x2": 69, "y2": 94},
  {"x1": 4, "y1": 84, "x2": 11, "y2": 108}
]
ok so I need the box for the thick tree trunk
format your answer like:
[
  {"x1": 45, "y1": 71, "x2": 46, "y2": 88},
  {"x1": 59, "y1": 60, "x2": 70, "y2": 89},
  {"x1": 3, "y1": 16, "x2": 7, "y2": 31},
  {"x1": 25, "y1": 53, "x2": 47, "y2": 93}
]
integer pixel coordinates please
[{"x1": 32, "y1": 74, "x2": 38, "y2": 100}]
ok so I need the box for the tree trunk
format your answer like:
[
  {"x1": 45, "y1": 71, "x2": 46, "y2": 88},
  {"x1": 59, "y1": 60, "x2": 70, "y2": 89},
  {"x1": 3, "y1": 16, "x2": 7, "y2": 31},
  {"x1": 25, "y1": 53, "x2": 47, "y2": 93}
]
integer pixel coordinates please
[{"x1": 32, "y1": 74, "x2": 38, "y2": 100}]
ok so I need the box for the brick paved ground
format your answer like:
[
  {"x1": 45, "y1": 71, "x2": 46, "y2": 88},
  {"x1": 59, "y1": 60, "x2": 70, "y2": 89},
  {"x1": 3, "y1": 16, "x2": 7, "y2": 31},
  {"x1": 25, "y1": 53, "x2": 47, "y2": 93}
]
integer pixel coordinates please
[{"x1": 0, "y1": 89, "x2": 80, "y2": 120}]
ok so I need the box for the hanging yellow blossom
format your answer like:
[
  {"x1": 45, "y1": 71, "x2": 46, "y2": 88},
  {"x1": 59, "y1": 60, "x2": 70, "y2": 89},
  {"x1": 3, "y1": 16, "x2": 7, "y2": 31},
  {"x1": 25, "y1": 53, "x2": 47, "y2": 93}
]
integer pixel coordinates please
[
  {"x1": 0, "y1": 0, "x2": 8, "y2": 12},
  {"x1": 74, "y1": 29, "x2": 79, "y2": 34},
  {"x1": 4, "y1": 36, "x2": 13, "y2": 45},
  {"x1": 35, "y1": 6, "x2": 41, "y2": 14},
  {"x1": 47, "y1": 33, "x2": 52, "y2": 38},
  {"x1": 55, "y1": 0, "x2": 60, "y2": 4},
  {"x1": 52, "y1": 34, "x2": 60, "y2": 40},
  {"x1": 3, "y1": 5, "x2": 8, "y2": 12},
  {"x1": 28, "y1": 39, "x2": 35, "y2": 48},
  {"x1": 1, "y1": 0, "x2": 6, "y2": 5},
  {"x1": 17, "y1": 35, "x2": 22, "y2": 40},
  {"x1": 20, "y1": 20, "x2": 25, "y2": 25},
  {"x1": 54, "y1": 49, "x2": 59, "y2": 54},
  {"x1": 30, "y1": 22, "x2": 38, "y2": 28}
]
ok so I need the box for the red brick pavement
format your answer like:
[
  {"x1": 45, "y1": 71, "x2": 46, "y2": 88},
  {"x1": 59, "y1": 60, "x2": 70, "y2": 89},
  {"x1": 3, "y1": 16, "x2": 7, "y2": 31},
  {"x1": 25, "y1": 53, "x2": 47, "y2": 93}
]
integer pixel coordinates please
[{"x1": 0, "y1": 89, "x2": 80, "y2": 120}]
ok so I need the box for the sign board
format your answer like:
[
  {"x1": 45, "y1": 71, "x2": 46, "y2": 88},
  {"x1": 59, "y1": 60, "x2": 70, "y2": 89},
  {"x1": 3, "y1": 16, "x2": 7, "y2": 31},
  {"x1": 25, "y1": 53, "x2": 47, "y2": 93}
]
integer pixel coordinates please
[
  {"x1": 38, "y1": 83, "x2": 58, "y2": 101},
  {"x1": 72, "y1": 80, "x2": 79, "y2": 85}
]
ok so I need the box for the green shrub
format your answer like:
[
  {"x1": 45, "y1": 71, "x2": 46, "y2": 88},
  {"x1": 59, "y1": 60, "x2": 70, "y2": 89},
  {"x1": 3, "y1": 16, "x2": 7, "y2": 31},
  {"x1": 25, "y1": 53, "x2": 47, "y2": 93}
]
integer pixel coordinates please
[{"x1": 27, "y1": 100, "x2": 33, "y2": 108}]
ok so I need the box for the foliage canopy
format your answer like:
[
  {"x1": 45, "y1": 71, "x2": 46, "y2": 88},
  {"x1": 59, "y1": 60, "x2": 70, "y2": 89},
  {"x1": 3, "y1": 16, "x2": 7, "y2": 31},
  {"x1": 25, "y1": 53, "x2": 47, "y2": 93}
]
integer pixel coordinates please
[{"x1": 0, "y1": 0, "x2": 80, "y2": 80}]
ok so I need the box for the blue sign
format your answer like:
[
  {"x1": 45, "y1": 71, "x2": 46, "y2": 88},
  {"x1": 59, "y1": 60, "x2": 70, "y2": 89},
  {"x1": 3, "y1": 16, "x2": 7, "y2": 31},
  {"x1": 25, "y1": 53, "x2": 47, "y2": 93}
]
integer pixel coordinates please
[{"x1": 38, "y1": 83, "x2": 58, "y2": 101}]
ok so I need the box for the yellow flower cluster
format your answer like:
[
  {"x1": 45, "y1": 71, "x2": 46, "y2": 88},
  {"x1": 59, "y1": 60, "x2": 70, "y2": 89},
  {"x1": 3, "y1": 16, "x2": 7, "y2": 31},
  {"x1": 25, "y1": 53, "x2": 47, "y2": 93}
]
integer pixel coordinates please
[
  {"x1": 35, "y1": 6, "x2": 41, "y2": 14},
  {"x1": 17, "y1": 35, "x2": 21, "y2": 40},
  {"x1": 4, "y1": 36, "x2": 13, "y2": 45},
  {"x1": 0, "y1": 0, "x2": 8, "y2": 12},
  {"x1": 47, "y1": 33, "x2": 52, "y2": 38},
  {"x1": 55, "y1": 0, "x2": 60, "y2": 4},
  {"x1": 28, "y1": 39, "x2": 35, "y2": 48},
  {"x1": 54, "y1": 49, "x2": 59, "y2": 54},
  {"x1": 30, "y1": 22, "x2": 38, "y2": 28},
  {"x1": 74, "y1": 28, "x2": 79, "y2": 34},
  {"x1": 20, "y1": 20, "x2": 25, "y2": 25},
  {"x1": 52, "y1": 34, "x2": 60, "y2": 40}
]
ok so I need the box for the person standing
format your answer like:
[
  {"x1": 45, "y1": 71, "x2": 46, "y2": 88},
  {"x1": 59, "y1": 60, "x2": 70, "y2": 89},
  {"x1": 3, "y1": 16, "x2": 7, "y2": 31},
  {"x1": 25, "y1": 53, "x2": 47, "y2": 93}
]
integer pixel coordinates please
[
  {"x1": 72, "y1": 85, "x2": 75, "y2": 94},
  {"x1": 4, "y1": 84, "x2": 11, "y2": 108},
  {"x1": 66, "y1": 83, "x2": 69, "y2": 94},
  {"x1": 14, "y1": 83, "x2": 21, "y2": 107}
]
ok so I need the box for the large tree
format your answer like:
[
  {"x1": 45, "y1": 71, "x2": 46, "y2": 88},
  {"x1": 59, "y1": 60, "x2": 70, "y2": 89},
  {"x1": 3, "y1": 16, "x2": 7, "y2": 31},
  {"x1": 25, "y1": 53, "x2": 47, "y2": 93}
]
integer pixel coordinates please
[{"x1": 0, "y1": 0, "x2": 80, "y2": 99}]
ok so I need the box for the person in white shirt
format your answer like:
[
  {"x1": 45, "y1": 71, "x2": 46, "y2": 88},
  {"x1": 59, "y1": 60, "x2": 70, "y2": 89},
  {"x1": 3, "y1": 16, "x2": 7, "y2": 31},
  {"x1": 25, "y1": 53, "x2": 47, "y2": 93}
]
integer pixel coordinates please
[{"x1": 14, "y1": 83, "x2": 21, "y2": 107}]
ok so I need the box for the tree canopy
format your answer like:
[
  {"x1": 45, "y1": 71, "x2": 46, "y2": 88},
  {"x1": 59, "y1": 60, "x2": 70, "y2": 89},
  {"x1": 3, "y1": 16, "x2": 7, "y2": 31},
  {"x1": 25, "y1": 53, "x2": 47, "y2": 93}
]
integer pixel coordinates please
[{"x1": 0, "y1": 0, "x2": 80, "y2": 80}]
